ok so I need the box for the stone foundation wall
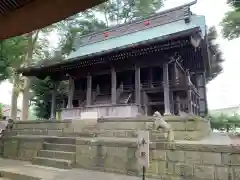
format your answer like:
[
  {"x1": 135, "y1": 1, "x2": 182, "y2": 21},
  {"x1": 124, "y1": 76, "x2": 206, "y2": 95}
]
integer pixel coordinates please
[
  {"x1": 2, "y1": 118, "x2": 236, "y2": 180},
  {"x1": 9, "y1": 116, "x2": 211, "y2": 141},
  {"x1": 2, "y1": 137, "x2": 44, "y2": 161},
  {"x1": 1, "y1": 135, "x2": 240, "y2": 179},
  {"x1": 75, "y1": 139, "x2": 240, "y2": 180}
]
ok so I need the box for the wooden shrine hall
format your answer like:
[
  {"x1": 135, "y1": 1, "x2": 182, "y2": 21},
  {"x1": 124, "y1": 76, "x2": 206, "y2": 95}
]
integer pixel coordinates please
[{"x1": 19, "y1": 2, "x2": 211, "y2": 120}]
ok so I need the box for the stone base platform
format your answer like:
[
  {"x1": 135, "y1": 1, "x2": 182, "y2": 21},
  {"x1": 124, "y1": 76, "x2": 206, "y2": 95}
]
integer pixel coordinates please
[
  {"x1": 9, "y1": 115, "x2": 211, "y2": 141},
  {"x1": 2, "y1": 116, "x2": 239, "y2": 180}
]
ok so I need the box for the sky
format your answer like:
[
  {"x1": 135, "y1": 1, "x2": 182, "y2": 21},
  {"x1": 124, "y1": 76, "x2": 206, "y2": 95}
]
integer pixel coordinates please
[{"x1": 0, "y1": 0, "x2": 239, "y2": 110}]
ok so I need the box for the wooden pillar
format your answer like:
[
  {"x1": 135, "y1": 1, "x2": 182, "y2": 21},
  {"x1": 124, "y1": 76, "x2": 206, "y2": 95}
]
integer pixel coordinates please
[
  {"x1": 67, "y1": 77, "x2": 74, "y2": 108},
  {"x1": 111, "y1": 67, "x2": 117, "y2": 104},
  {"x1": 149, "y1": 68, "x2": 153, "y2": 88},
  {"x1": 50, "y1": 82, "x2": 58, "y2": 119},
  {"x1": 163, "y1": 63, "x2": 171, "y2": 115},
  {"x1": 135, "y1": 66, "x2": 141, "y2": 105},
  {"x1": 197, "y1": 73, "x2": 208, "y2": 116},
  {"x1": 186, "y1": 71, "x2": 193, "y2": 114},
  {"x1": 86, "y1": 74, "x2": 92, "y2": 106},
  {"x1": 169, "y1": 91, "x2": 174, "y2": 114},
  {"x1": 176, "y1": 96, "x2": 181, "y2": 115},
  {"x1": 173, "y1": 63, "x2": 177, "y2": 85}
]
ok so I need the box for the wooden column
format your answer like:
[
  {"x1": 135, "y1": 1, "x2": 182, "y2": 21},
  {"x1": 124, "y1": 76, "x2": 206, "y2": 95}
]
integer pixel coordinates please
[
  {"x1": 149, "y1": 68, "x2": 153, "y2": 88},
  {"x1": 176, "y1": 96, "x2": 181, "y2": 115},
  {"x1": 111, "y1": 67, "x2": 117, "y2": 104},
  {"x1": 173, "y1": 63, "x2": 177, "y2": 85},
  {"x1": 135, "y1": 66, "x2": 141, "y2": 105},
  {"x1": 186, "y1": 71, "x2": 193, "y2": 114},
  {"x1": 50, "y1": 82, "x2": 58, "y2": 119},
  {"x1": 197, "y1": 73, "x2": 208, "y2": 116},
  {"x1": 86, "y1": 74, "x2": 92, "y2": 106},
  {"x1": 67, "y1": 77, "x2": 74, "y2": 108},
  {"x1": 163, "y1": 63, "x2": 171, "y2": 115},
  {"x1": 169, "y1": 91, "x2": 174, "y2": 114}
]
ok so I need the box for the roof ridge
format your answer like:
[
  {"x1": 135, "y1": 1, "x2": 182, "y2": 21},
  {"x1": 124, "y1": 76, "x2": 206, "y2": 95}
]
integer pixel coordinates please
[{"x1": 73, "y1": 0, "x2": 197, "y2": 49}]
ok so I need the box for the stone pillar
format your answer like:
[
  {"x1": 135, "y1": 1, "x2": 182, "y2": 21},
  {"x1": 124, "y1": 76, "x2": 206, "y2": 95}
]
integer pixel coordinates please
[
  {"x1": 186, "y1": 71, "x2": 193, "y2": 114},
  {"x1": 197, "y1": 73, "x2": 208, "y2": 116},
  {"x1": 135, "y1": 66, "x2": 141, "y2": 105},
  {"x1": 50, "y1": 82, "x2": 58, "y2": 119},
  {"x1": 86, "y1": 75, "x2": 92, "y2": 106},
  {"x1": 111, "y1": 67, "x2": 117, "y2": 104},
  {"x1": 163, "y1": 63, "x2": 171, "y2": 115},
  {"x1": 67, "y1": 77, "x2": 74, "y2": 108}
]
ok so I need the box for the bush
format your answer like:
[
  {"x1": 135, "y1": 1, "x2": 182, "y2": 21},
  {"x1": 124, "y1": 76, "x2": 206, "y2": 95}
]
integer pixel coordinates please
[
  {"x1": 208, "y1": 114, "x2": 240, "y2": 132},
  {"x1": 0, "y1": 104, "x2": 3, "y2": 120}
]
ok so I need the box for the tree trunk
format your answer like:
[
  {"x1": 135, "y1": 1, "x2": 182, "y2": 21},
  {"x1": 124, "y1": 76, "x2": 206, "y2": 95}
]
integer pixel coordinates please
[
  {"x1": 21, "y1": 30, "x2": 39, "y2": 120},
  {"x1": 10, "y1": 75, "x2": 20, "y2": 120},
  {"x1": 21, "y1": 77, "x2": 31, "y2": 120}
]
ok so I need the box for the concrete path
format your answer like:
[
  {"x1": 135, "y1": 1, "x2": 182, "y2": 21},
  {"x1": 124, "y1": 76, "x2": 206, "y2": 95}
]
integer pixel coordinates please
[{"x1": 0, "y1": 158, "x2": 155, "y2": 180}]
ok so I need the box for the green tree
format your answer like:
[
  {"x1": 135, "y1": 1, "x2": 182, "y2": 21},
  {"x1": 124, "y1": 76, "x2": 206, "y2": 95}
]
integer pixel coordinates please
[
  {"x1": 207, "y1": 26, "x2": 225, "y2": 82},
  {"x1": 10, "y1": 27, "x2": 56, "y2": 120},
  {"x1": 209, "y1": 114, "x2": 240, "y2": 132},
  {"x1": 0, "y1": 37, "x2": 27, "y2": 82},
  {"x1": 31, "y1": 77, "x2": 68, "y2": 119},
  {"x1": 0, "y1": 103, "x2": 3, "y2": 120},
  {"x1": 221, "y1": 0, "x2": 240, "y2": 40}
]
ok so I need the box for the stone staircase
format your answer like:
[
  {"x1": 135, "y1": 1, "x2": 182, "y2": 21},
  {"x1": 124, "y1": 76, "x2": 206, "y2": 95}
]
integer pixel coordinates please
[
  {"x1": 0, "y1": 171, "x2": 41, "y2": 180},
  {"x1": 32, "y1": 137, "x2": 76, "y2": 169},
  {"x1": 94, "y1": 94, "x2": 111, "y2": 105},
  {"x1": 118, "y1": 92, "x2": 132, "y2": 104}
]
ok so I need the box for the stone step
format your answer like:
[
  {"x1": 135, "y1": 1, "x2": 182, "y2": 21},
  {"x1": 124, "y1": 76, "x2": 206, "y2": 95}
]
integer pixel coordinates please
[
  {"x1": 43, "y1": 143, "x2": 76, "y2": 152},
  {"x1": 93, "y1": 129, "x2": 168, "y2": 141},
  {"x1": 38, "y1": 150, "x2": 75, "y2": 161},
  {"x1": 0, "y1": 171, "x2": 41, "y2": 180},
  {"x1": 32, "y1": 157, "x2": 73, "y2": 169},
  {"x1": 44, "y1": 137, "x2": 76, "y2": 145}
]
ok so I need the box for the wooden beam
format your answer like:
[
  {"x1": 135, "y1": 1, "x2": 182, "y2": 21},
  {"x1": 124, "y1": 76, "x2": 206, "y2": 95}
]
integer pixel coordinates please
[{"x1": 0, "y1": 0, "x2": 106, "y2": 40}]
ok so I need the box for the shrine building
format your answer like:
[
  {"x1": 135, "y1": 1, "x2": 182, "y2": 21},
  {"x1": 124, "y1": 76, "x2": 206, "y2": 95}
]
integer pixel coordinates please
[{"x1": 19, "y1": 2, "x2": 211, "y2": 120}]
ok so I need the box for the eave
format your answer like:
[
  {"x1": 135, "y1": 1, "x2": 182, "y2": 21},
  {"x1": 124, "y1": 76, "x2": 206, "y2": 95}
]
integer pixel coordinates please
[
  {"x1": 0, "y1": 0, "x2": 106, "y2": 40},
  {"x1": 19, "y1": 27, "x2": 202, "y2": 78}
]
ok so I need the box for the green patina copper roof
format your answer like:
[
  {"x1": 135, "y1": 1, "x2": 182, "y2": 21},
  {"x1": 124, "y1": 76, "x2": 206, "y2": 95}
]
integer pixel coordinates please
[{"x1": 67, "y1": 15, "x2": 206, "y2": 60}]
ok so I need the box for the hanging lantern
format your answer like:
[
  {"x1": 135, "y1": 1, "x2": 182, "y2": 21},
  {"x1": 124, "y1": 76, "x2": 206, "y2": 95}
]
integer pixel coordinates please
[
  {"x1": 144, "y1": 20, "x2": 150, "y2": 26},
  {"x1": 104, "y1": 32, "x2": 109, "y2": 37},
  {"x1": 190, "y1": 33, "x2": 202, "y2": 49}
]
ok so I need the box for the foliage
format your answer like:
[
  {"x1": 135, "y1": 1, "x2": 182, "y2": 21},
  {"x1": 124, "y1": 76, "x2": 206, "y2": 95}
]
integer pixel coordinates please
[
  {"x1": 0, "y1": 103, "x2": 3, "y2": 120},
  {"x1": 206, "y1": 26, "x2": 225, "y2": 82},
  {"x1": 208, "y1": 114, "x2": 240, "y2": 132},
  {"x1": 31, "y1": 77, "x2": 67, "y2": 119},
  {"x1": 0, "y1": 36, "x2": 27, "y2": 82},
  {"x1": 221, "y1": 0, "x2": 240, "y2": 40},
  {"x1": 93, "y1": 0, "x2": 163, "y2": 25}
]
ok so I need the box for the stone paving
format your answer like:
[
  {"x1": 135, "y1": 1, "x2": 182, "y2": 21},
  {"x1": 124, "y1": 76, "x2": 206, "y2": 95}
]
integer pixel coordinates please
[{"x1": 0, "y1": 158, "x2": 156, "y2": 180}]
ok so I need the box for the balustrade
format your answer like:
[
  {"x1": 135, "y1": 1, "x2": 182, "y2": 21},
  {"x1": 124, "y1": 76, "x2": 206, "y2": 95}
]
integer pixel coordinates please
[{"x1": 58, "y1": 105, "x2": 142, "y2": 120}]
